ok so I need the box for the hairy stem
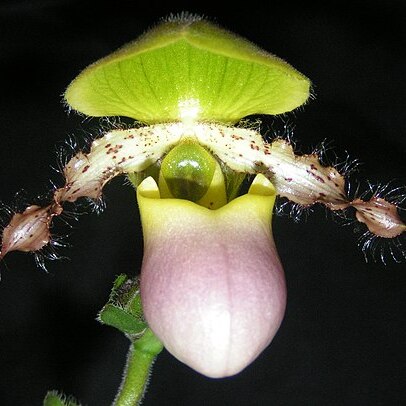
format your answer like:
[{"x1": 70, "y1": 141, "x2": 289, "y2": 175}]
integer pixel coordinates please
[{"x1": 114, "y1": 329, "x2": 163, "y2": 406}]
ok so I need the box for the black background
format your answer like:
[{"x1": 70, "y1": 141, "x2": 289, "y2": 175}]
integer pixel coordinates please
[{"x1": 0, "y1": 1, "x2": 405, "y2": 405}]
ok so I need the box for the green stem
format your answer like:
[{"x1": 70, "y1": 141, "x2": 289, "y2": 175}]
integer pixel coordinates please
[{"x1": 114, "y1": 329, "x2": 163, "y2": 406}]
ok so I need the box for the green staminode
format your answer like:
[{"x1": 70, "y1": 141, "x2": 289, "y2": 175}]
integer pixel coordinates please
[
  {"x1": 160, "y1": 139, "x2": 217, "y2": 202},
  {"x1": 65, "y1": 14, "x2": 310, "y2": 124}
]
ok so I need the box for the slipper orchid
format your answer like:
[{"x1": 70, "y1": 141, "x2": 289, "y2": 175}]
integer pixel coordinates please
[{"x1": 1, "y1": 14, "x2": 405, "y2": 384}]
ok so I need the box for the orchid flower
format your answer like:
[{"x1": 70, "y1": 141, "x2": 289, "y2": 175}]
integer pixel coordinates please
[{"x1": 1, "y1": 13, "x2": 405, "y2": 404}]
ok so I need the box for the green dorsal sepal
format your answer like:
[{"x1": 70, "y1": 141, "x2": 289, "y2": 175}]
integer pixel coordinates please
[{"x1": 65, "y1": 14, "x2": 311, "y2": 124}]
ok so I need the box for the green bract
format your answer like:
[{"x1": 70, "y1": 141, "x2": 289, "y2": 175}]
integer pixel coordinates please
[{"x1": 65, "y1": 15, "x2": 310, "y2": 124}]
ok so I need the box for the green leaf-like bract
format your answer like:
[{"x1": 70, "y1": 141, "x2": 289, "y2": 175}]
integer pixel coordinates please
[
  {"x1": 65, "y1": 15, "x2": 310, "y2": 124},
  {"x1": 98, "y1": 275, "x2": 147, "y2": 335},
  {"x1": 43, "y1": 391, "x2": 80, "y2": 406},
  {"x1": 99, "y1": 304, "x2": 147, "y2": 334}
]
